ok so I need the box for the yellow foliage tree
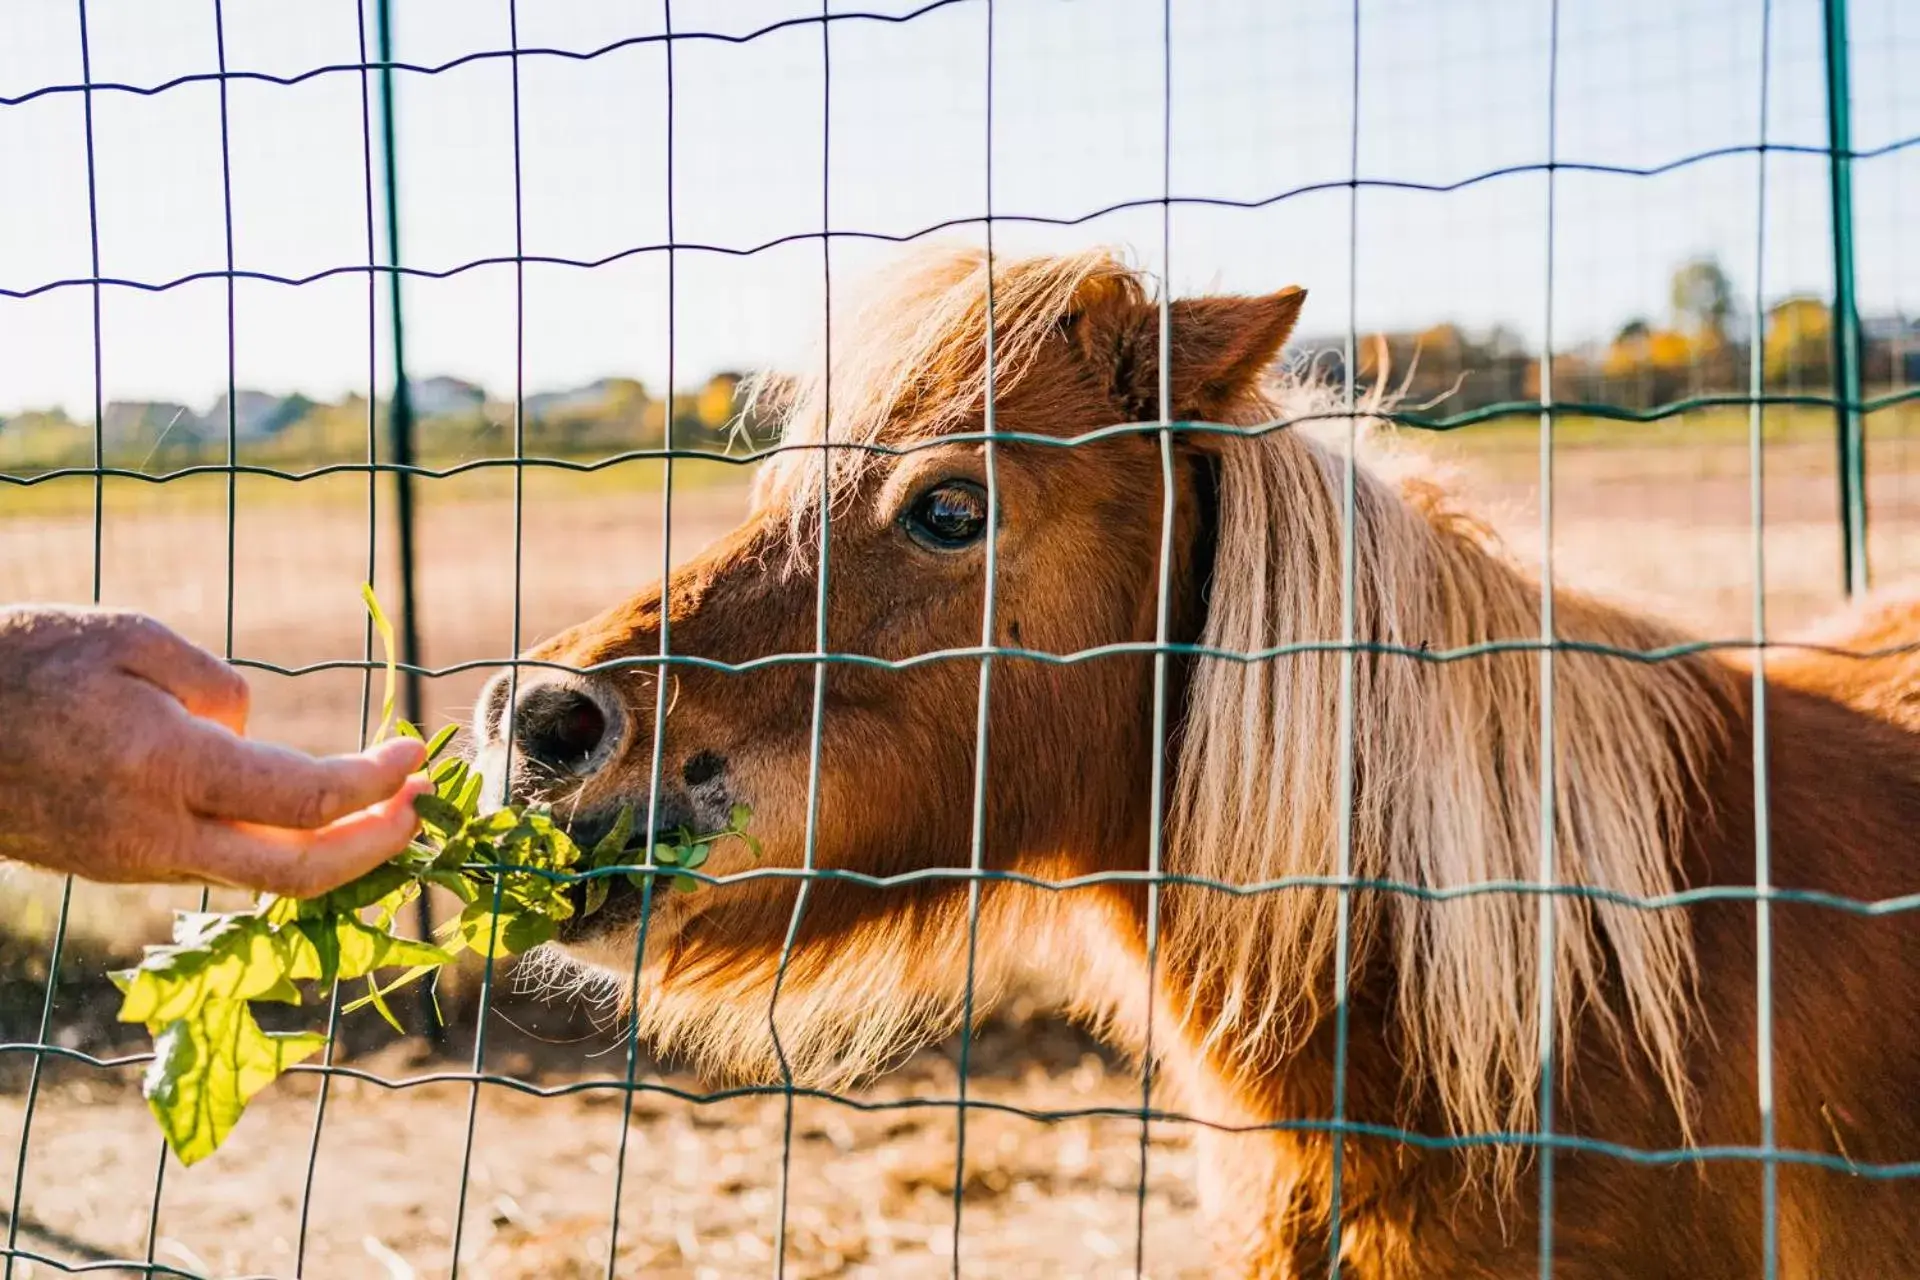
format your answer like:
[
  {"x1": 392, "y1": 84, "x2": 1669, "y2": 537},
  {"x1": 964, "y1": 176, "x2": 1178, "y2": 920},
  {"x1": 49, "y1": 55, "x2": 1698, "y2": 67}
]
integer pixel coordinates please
[
  {"x1": 696, "y1": 373, "x2": 741, "y2": 430},
  {"x1": 1764, "y1": 296, "x2": 1833, "y2": 386}
]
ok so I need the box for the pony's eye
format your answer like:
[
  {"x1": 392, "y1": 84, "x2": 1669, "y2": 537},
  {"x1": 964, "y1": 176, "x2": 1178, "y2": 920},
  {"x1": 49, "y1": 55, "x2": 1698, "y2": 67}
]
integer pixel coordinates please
[{"x1": 903, "y1": 480, "x2": 990, "y2": 551}]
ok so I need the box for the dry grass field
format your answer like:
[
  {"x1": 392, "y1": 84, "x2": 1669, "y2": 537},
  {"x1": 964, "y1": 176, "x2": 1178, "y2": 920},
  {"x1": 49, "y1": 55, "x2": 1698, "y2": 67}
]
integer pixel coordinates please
[{"x1": 3, "y1": 404, "x2": 1920, "y2": 1278}]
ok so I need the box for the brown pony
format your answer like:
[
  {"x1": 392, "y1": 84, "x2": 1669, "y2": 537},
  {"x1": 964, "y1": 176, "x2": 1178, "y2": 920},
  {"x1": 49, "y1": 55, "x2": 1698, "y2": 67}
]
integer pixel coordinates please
[
  {"x1": 1765, "y1": 585, "x2": 1920, "y2": 733},
  {"x1": 472, "y1": 247, "x2": 1920, "y2": 1277}
]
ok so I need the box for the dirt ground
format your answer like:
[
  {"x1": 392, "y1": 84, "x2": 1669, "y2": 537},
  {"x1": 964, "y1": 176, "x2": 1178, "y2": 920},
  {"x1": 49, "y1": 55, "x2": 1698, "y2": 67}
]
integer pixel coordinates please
[
  {"x1": 0, "y1": 1005, "x2": 1203, "y2": 1280},
  {"x1": 4, "y1": 419, "x2": 1920, "y2": 1278}
]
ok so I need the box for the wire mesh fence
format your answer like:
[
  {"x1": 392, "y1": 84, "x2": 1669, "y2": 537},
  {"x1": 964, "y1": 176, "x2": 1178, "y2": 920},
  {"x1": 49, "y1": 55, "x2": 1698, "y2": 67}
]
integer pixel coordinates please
[{"x1": 1, "y1": 0, "x2": 1918, "y2": 1276}]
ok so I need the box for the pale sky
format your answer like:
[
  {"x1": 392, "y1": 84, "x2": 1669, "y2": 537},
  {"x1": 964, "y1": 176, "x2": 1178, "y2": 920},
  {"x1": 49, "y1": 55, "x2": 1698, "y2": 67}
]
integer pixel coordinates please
[{"x1": 0, "y1": 0, "x2": 1914, "y2": 418}]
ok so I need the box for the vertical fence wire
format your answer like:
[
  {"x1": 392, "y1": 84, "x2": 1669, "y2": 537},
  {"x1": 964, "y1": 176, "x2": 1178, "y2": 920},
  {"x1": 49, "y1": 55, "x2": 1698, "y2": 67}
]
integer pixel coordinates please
[
  {"x1": 949, "y1": 0, "x2": 999, "y2": 1271},
  {"x1": 1531, "y1": 3, "x2": 1563, "y2": 1274},
  {"x1": 374, "y1": 0, "x2": 432, "y2": 934},
  {"x1": 139, "y1": 4, "x2": 241, "y2": 1265},
  {"x1": 445, "y1": 2, "x2": 532, "y2": 1274},
  {"x1": 602, "y1": 3, "x2": 677, "y2": 1274},
  {"x1": 0, "y1": 0, "x2": 99, "y2": 1270},
  {"x1": 1325, "y1": 0, "x2": 1364, "y2": 1273},
  {"x1": 1129, "y1": 0, "x2": 1178, "y2": 1274},
  {"x1": 769, "y1": 6, "x2": 836, "y2": 1271},
  {"x1": 292, "y1": 3, "x2": 388, "y2": 1269},
  {"x1": 364, "y1": 0, "x2": 438, "y2": 1050},
  {"x1": 1824, "y1": 0, "x2": 1868, "y2": 598},
  {"x1": 1750, "y1": 1, "x2": 1780, "y2": 1275}
]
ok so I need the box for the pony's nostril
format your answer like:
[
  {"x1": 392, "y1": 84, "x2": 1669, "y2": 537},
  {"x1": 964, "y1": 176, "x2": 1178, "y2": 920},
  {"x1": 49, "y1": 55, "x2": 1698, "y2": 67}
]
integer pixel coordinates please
[{"x1": 511, "y1": 685, "x2": 612, "y2": 774}]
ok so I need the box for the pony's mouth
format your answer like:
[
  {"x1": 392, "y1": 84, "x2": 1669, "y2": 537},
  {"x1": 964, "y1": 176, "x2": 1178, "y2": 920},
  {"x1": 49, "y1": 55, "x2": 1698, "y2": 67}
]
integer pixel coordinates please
[{"x1": 551, "y1": 802, "x2": 697, "y2": 945}]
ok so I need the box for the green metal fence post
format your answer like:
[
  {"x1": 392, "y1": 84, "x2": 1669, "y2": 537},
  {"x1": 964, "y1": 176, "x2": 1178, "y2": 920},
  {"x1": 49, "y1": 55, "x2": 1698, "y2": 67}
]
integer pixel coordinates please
[
  {"x1": 375, "y1": 0, "x2": 440, "y2": 1042},
  {"x1": 1823, "y1": 0, "x2": 1868, "y2": 597}
]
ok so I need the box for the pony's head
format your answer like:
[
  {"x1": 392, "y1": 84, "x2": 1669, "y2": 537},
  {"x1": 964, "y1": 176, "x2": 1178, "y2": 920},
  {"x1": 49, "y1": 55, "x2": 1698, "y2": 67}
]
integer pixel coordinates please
[
  {"x1": 474, "y1": 246, "x2": 1726, "y2": 1164},
  {"x1": 472, "y1": 245, "x2": 1310, "y2": 1081}
]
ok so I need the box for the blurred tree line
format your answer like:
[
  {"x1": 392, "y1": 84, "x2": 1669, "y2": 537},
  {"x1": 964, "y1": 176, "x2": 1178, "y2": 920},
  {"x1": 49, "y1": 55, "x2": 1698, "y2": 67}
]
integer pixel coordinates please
[
  {"x1": 1308, "y1": 255, "x2": 1918, "y2": 417},
  {"x1": 0, "y1": 370, "x2": 784, "y2": 476},
  {"x1": 5, "y1": 257, "x2": 1917, "y2": 475}
]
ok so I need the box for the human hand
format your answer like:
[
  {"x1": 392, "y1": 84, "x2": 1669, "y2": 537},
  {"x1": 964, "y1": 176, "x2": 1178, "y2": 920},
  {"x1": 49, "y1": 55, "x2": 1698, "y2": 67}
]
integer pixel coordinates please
[{"x1": 0, "y1": 606, "x2": 430, "y2": 896}]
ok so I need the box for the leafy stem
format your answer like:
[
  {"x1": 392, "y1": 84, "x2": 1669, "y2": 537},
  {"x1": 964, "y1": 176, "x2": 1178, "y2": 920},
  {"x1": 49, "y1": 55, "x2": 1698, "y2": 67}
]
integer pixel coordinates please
[{"x1": 110, "y1": 586, "x2": 754, "y2": 1166}]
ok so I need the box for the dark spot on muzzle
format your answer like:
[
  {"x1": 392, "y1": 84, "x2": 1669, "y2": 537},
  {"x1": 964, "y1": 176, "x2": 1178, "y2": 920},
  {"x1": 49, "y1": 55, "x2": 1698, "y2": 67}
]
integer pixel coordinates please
[{"x1": 682, "y1": 751, "x2": 727, "y2": 788}]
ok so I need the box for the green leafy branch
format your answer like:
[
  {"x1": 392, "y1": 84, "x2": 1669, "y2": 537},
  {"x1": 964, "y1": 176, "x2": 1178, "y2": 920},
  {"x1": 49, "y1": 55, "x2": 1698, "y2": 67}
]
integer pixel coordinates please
[{"x1": 110, "y1": 587, "x2": 754, "y2": 1166}]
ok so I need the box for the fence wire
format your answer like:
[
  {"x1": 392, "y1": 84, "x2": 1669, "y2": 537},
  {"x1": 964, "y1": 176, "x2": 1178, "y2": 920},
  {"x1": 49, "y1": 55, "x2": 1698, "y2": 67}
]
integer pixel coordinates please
[{"x1": 0, "y1": 0, "x2": 1916, "y2": 1278}]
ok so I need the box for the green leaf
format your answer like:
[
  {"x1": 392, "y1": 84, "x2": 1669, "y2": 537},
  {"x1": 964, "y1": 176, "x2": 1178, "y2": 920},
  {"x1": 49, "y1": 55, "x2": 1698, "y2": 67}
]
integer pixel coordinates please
[
  {"x1": 413, "y1": 793, "x2": 467, "y2": 837},
  {"x1": 278, "y1": 921, "x2": 327, "y2": 983},
  {"x1": 522, "y1": 810, "x2": 580, "y2": 869},
  {"x1": 582, "y1": 875, "x2": 609, "y2": 917},
  {"x1": 361, "y1": 583, "x2": 397, "y2": 745},
  {"x1": 501, "y1": 911, "x2": 556, "y2": 953},
  {"x1": 363, "y1": 975, "x2": 405, "y2": 1034},
  {"x1": 478, "y1": 808, "x2": 524, "y2": 837},
  {"x1": 652, "y1": 843, "x2": 680, "y2": 867},
  {"x1": 395, "y1": 720, "x2": 424, "y2": 743},
  {"x1": 141, "y1": 1001, "x2": 327, "y2": 1167},
  {"x1": 591, "y1": 806, "x2": 636, "y2": 870},
  {"x1": 729, "y1": 803, "x2": 753, "y2": 831},
  {"x1": 424, "y1": 722, "x2": 461, "y2": 763},
  {"x1": 322, "y1": 863, "x2": 417, "y2": 915},
  {"x1": 454, "y1": 768, "x2": 484, "y2": 818},
  {"x1": 340, "y1": 964, "x2": 438, "y2": 1017},
  {"x1": 672, "y1": 875, "x2": 700, "y2": 895},
  {"x1": 681, "y1": 843, "x2": 710, "y2": 870},
  {"x1": 456, "y1": 903, "x2": 554, "y2": 957},
  {"x1": 294, "y1": 918, "x2": 340, "y2": 986},
  {"x1": 496, "y1": 821, "x2": 538, "y2": 856},
  {"x1": 421, "y1": 868, "x2": 480, "y2": 904},
  {"x1": 457, "y1": 902, "x2": 506, "y2": 954},
  {"x1": 114, "y1": 913, "x2": 298, "y2": 1026},
  {"x1": 430, "y1": 833, "x2": 474, "y2": 874},
  {"x1": 332, "y1": 916, "x2": 451, "y2": 982}
]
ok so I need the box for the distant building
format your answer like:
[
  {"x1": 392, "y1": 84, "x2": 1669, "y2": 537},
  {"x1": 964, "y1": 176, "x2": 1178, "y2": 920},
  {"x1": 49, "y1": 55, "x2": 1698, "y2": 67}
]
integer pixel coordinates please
[
  {"x1": 103, "y1": 401, "x2": 204, "y2": 445},
  {"x1": 1863, "y1": 314, "x2": 1920, "y2": 385},
  {"x1": 205, "y1": 389, "x2": 311, "y2": 438},
  {"x1": 409, "y1": 375, "x2": 487, "y2": 418},
  {"x1": 525, "y1": 378, "x2": 630, "y2": 422}
]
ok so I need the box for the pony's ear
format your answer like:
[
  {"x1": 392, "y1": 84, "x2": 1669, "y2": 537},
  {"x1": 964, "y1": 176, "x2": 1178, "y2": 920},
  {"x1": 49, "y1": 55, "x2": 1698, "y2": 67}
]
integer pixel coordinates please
[
  {"x1": 1062, "y1": 283, "x2": 1307, "y2": 424},
  {"x1": 1164, "y1": 288, "x2": 1307, "y2": 421}
]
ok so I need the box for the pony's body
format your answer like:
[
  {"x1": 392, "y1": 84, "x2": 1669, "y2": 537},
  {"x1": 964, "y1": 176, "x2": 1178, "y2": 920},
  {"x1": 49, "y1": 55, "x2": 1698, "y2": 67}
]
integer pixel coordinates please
[
  {"x1": 1158, "y1": 678, "x2": 1920, "y2": 1278},
  {"x1": 474, "y1": 247, "x2": 1920, "y2": 1275},
  {"x1": 1764, "y1": 585, "x2": 1920, "y2": 731}
]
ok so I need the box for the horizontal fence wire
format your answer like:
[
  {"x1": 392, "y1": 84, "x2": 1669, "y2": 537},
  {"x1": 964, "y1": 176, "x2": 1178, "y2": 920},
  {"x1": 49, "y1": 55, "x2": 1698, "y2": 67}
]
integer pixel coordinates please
[
  {"x1": 3, "y1": 140, "x2": 1920, "y2": 301},
  {"x1": 0, "y1": 0, "x2": 980, "y2": 107},
  {"x1": 1, "y1": 0, "x2": 1916, "y2": 1276},
  {"x1": 126, "y1": 633, "x2": 1920, "y2": 679},
  {"x1": 8, "y1": 393, "x2": 1920, "y2": 489}
]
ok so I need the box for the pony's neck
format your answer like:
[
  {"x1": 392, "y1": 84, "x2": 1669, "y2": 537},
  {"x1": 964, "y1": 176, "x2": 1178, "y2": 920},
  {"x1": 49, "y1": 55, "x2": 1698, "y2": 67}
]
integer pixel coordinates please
[{"x1": 1159, "y1": 419, "x2": 1735, "y2": 1159}]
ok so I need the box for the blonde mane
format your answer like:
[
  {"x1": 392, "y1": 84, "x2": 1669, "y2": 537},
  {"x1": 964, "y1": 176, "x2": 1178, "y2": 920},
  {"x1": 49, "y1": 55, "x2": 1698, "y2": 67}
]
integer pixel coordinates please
[
  {"x1": 1166, "y1": 375, "x2": 1732, "y2": 1163},
  {"x1": 737, "y1": 245, "x2": 1733, "y2": 1162}
]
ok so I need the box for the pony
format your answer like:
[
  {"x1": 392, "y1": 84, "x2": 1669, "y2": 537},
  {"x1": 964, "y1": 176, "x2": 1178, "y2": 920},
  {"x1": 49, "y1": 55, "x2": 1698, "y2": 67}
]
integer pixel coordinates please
[
  {"x1": 471, "y1": 246, "x2": 1920, "y2": 1277},
  {"x1": 1765, "y1": 584, "x2": 1920, "y2": 733}
]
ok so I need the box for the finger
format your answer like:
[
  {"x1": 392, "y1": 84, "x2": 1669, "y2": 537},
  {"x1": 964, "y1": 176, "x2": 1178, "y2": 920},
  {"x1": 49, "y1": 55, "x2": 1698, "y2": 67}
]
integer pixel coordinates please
[
  {"x1": 111, "y1": 615, "x2": 251, "y2": 734},
  {"x1": 185, "y1": 776, "x2": 433, "y2": 898},
  {"x1": 179, "y1": 730, "x2": 428, "y2": 831}
]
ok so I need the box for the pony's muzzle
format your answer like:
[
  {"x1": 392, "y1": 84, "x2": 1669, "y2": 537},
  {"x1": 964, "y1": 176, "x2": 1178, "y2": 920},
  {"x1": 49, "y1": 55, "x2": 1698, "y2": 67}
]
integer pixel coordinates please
[{"x1": 474, "y1": 671, "x2": 626, "y2": 794}]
